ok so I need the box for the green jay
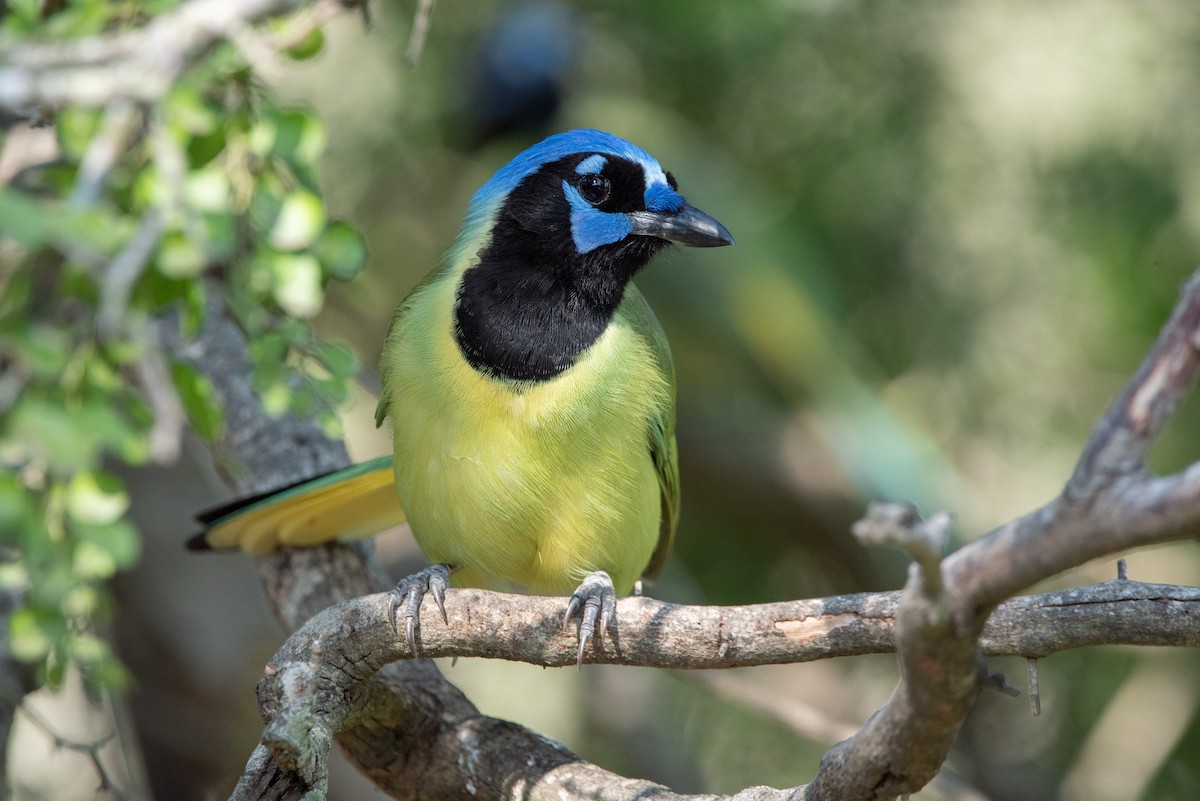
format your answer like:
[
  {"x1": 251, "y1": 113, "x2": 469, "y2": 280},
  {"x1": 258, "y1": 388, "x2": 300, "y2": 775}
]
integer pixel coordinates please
[{"x1": 191, "y1": 129, "x2": 734, "y2": 660}]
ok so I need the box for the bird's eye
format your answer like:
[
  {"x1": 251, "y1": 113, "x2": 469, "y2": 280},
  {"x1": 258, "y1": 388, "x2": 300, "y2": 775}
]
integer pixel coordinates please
[{"x1": 577, "y1": 174, "x2": 611, "y2": 206}]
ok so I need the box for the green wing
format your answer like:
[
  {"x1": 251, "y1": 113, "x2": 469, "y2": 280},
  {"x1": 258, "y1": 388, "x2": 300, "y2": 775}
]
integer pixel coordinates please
[
  {"x1": 622, "y1": 285, "x2": 680, "y2": 583},
  {"x1": 375, "y1": 263, "x2": 451, "y2": 429}
]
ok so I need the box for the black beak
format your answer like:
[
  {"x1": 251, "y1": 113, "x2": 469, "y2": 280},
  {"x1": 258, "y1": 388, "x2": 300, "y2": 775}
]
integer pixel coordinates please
[{"x1": 628, "y1": 201, "x2": 735, "y2": 248}]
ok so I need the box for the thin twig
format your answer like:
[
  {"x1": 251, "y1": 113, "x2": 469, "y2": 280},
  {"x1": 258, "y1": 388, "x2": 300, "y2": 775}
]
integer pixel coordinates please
[
  {"x1": 69, "y1": 100, "x2": 141, "y2": 208},
  {"x1": 97, "y1": 211, "x2": 163, "y2": 341},
  {"x1": 134, "y1": 337, "x2": 186, "y2": 464},
  {"x1": 18, "y1": 700, "x2": 125, "y2": 799},
  {"x1": 403, "y1": 0, "x2": 436, "y2": 68}
]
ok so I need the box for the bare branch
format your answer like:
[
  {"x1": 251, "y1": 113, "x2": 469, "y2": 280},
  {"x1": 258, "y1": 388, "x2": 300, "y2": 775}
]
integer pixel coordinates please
[
  {"x1": 248, "y1": 579, "x2": 1200, "y2": 672},
  {"x1": 17, "y1": 701, "x2": 124, "y2": 800},
  {"x1": 0, "y1": 0, "x2": 360, "y2": 113},
  {"x1": 944, "y1": 272, "x2": 1200, "y2": 629}
]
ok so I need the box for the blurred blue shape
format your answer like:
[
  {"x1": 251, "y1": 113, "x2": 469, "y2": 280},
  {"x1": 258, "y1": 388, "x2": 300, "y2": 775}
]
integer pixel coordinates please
[{"x1": 463, "y1": 2, "x2": 580, "y2": 146}]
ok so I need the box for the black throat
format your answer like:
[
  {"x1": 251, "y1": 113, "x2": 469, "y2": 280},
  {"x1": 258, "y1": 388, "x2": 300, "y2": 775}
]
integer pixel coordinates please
[{"x1": 454, "y1": 235, "x2": 663, "y2": 382}]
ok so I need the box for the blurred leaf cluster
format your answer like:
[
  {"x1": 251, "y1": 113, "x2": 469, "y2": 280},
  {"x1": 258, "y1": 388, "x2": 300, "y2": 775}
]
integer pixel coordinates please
[{"x1": 0, "y1": 1, "x2": 363, "y2": 692}]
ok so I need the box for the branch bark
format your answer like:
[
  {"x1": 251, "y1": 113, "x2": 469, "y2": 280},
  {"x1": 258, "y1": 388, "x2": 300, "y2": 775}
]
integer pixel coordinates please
[
  {"x1": 172, "y1": 270, "x2": 1200, "y2": 801},
  {"x1": 240, "y1": 580, "x2": 1200, "y2": 673}
]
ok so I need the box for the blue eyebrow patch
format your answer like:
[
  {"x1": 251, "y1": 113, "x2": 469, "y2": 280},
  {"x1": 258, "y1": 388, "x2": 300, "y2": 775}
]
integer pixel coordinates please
[
  {"x1": 575, "y1": 154, "x2": 607, "y2": 175},
  {"x1": 644, "y1": 182, "x2": 685, "y2": 214}
]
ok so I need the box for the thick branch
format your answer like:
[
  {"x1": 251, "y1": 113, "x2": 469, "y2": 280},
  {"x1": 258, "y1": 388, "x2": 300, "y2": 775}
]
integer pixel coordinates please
[{"x1": 250, "y1": 580, "x2": 1200, "y2": 676}]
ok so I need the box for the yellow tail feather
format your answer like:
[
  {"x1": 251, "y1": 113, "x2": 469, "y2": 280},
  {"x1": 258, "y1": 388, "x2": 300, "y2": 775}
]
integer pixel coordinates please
[{"x1": 203, "y1": 466, "x2": 405, "y2": 554}]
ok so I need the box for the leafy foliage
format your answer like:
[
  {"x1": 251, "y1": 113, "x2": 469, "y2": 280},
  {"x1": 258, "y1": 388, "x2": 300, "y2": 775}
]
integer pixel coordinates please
[{"x1": 0, "y1": 3, "x2": 365, "y2": 691}]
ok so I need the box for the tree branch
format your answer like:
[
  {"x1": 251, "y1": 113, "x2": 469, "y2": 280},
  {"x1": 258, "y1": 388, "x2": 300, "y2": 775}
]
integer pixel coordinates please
[
  {"x1": 246, "y1": 580, "x2": 1200, "y2": 674},
  {"x1": 943, "y1": 272, "x2": 1200, "y2": 629},
  {"x1": 800, "y1": 272, "x2": 1200, "y2": 798}
]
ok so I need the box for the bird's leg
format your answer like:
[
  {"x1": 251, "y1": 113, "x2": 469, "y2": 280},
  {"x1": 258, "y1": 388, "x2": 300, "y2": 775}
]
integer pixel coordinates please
[
  {"x1": 388, "y1": 563, "x2": 452, "y2": 654},
  {"x1": 563, "y1": 570, "x2": 617, "y2": 667}
]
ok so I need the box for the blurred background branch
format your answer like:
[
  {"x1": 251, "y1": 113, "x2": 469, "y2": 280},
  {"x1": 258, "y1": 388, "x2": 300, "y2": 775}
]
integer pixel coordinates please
[{"x1": 0, "y1": 0, "x2": 355, "y2": 112}]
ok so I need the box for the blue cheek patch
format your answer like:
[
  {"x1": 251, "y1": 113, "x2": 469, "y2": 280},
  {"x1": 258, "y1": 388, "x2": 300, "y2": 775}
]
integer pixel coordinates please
[
  {"x1": 564, "y1": 182, "x2": 633, "y2": 253},
  {"x1": 644, "y1": 182, "x2": 684, "y2": 214}
]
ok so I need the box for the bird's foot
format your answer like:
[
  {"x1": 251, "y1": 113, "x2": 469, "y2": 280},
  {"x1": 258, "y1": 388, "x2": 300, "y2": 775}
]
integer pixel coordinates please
[
  {"x1": 563, "y1": 570, "x2": 617, "y2": 667},
  {"x1": 388, "y1": 563, "x2": 451, "y2": 654}
]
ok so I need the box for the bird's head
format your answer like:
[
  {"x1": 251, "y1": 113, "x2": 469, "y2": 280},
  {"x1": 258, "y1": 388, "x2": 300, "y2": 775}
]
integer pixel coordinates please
[
  {"x1": 462, "y1": 129, "x2": 734, "y2": 283},
  {"x1": 451, "y1": 130, "x2": 733, "y2": 381}
]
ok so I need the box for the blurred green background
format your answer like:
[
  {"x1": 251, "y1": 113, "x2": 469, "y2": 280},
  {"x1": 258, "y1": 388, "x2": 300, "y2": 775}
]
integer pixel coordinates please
[{"x1": 14, "y1": 1, "x2": 1200, "y2": 799}]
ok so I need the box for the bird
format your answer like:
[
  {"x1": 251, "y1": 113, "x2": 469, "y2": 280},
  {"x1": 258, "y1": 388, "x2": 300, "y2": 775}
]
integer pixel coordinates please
[{"x1": 190, "y1": 129, "x2": 734, "y2": 662}]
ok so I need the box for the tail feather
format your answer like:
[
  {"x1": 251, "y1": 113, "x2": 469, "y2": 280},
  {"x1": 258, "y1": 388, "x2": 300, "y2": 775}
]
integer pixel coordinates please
[{"x1": 190, "y1": 455, "x2": 404, "y2": 553}]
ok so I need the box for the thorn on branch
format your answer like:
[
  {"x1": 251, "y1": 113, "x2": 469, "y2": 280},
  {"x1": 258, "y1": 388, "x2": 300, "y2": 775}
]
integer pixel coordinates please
[{"x1": 1027, "y1": 658, "x2": 1041, "y2": 717}]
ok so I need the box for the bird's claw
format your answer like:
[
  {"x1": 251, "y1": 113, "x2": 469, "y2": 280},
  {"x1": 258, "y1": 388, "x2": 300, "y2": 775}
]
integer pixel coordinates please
[
  {"x1": 563, "y1": 570, "x2": 617, "y2": 667},
  {"x1": 388, "y1": 564, "x2": 451, "y2": 654}
]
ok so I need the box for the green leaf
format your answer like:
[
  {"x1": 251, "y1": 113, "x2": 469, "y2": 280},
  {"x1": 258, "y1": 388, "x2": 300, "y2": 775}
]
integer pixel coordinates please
[
  {"x1": 0, "y1": 189, "x2": 129, "y2": 253},
  {"x1": 316, "y1": 341, "x2": 357, "y2": 379},
  {"x1": 269, "y1": 190, "x2": 325, "y2": 251},
  {"x1": 165, "y1": 85, "x2": 219, "y2": 137},
  {"x1": 259, "y1": 379, "x2": 292, "y2": 417},
  {"x1": 8, "y1": 395, "x2": 143, "y2": 472},
  {"x1": 284, "y1": 27, "x2": 325, "y2": 60},
  {"x1": 61, "y1": 585, "x2": 99, "y2": 618},
  {"x1": 4, "y1": 324, "x2": 73, "y2": 379},
  {"x1": 0, "y1": 476, "x2": 36, "y2": 545},
  {"x1": 179, "y1": 279, "x2": 209, "y2": 338},
  {"x1": 0, "y1": 562, "x2": 29, "y2": 592},
  {"x1": 3, "y1": 0, "x2": 40, "y2": 30},
  {"x1": 271, "y1": 252, "x2": 324, "y2": 318},
  {"x1": 252, "y1": 108, "x2": 326, "y2": 166},
  {"x1": 313, "y1": 220, "x2": 368, "y2": 282},
  {"x1": 69, "y1": 632, "x2": 109, "y2": 664},
  {"x1": 71, "y1": 519, "x2": 140, "y2": 578},
  {"x1": 9, "y1": 606, "x2": 54, "y2": 662},
  {"x1": 187, "y1": 126, "x2": 229, "y2": 170},
  {"x1": 66, "y1": 471, "x2": 129, "y2": 526},
  {"x1": 184, "y1": 167, "x2": 232, "y2": 213},
  {"x1": 169, "y1": 360, "x2": 225, "y2": 440},
  {"x1": 317, "y1": 408, "x2": 344, "y2": 439},
  {"x1": 248, "y1": 330, "x2": 289, "y2": 366},
  {"x1": 156, "y1": 230, "x2": 207, "y2": 279}
]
